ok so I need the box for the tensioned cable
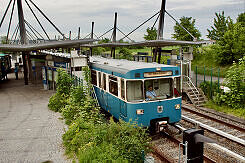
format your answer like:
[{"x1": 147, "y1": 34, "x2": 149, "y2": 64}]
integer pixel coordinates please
[
  {"x1": 25, "y1": 0, "x2": 50, "y2": 40},
  {"x1": 165, "y1": 10, "x2": 195, "y2": 40},
  {"x1": 93, "y1": 33, "x2": 99, "y2": 39},
  {"x1": 28, "y1": 0, "x2": 66, "y2": 39},
  {"x1": 83, "y1": 33, "x2": 91, "y2": 39},
  {"x1": 152, "y1": 12, "x2": 160, "y2": 29},
  {"x1": 110, "y1": 32, "x2": 113, "y2": 42},
  {"x1": 10, "y1": 23, "x2": 19, "y2": 41},
  {"x1": 25, "y1": 23, "x2": 39, "y2": 40},
  {"x1": 26, "y1": 29, "x2": 36, "y2": 41},
  {"x1": 24, "y1": 19, "x2": 44, "y2": 40},
  {"x1": 0, "y1": 0, "x2": 13, "y2": 28},
  {"x1": 116, "y1": 27, "x2": 133, "y2": 42},
  {"x1": 7, "y1": 0, "x2": 16, "y2": 42},
  {"x1": 98, "y1": 27, "x2": 114, "y2": 39},
  {"x1": 13, "y1": 25, "x2": 20, "y2": 43},
  {"x1": 120, "y1": 11, "x2": 160, "y2": 40}
]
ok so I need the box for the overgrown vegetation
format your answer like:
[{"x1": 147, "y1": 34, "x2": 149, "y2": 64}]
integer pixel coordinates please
[
  {"x1": 200, "y1": 57, "x2": 245, "y2": 119},
  {"x1": 205, "y1": 101, "x2": 245, "y2": 119},
  {"x1": 48, "y1": 68, "x2": 151, "y2": 162},
  {"x1": 213, "y1": 56, "x2": 245, "y2": 109},
  {"x1": 192, "y1": 45, "x2": 230, "y2": 77}
]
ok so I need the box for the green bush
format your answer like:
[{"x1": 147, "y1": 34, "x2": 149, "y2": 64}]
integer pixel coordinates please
[
  {"x1": 199, "y1": 81, "x2": 220, "y2": 99},
  {"x1": 48, "y1": 69, "x2": 73, "y2": 112},
  {"x1": 63, "y1": 118, "x2": 150, "y2": 162},
  {"x1": 220, "y1": 56, "x2": 245, "y2": 109},
  {"x1": 48, "y1": 93, "x2": 67, "y2": 112},
  {"x1": 204, "y1": 56, "x2": 245, "y2": 109},
  {"x1": 56, "y1": 68, "x2": 73, "y2": 95},
  {"x1": 118, "y1": 48, "x2": 133, "y2": 60},
  {"x1": 49, "y1": 67, "x2": 151, "y2": 162}
]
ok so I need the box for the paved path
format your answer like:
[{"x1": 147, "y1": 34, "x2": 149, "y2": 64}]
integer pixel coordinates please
[
  {"x1": 190, "y1": 71, "x2": 225, "y2": 86},
  {"x1": 0, "y1": 74, "x2": 69, "y2": 163}
]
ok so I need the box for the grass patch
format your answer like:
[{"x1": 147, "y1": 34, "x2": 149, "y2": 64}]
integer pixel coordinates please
[
  {"x1": 205, "y1": 101, "x2": 245, "y2": 119},
  {"x1": 191, "y1": 64, "x2": 229, "y2": 78},
  {"x1": 192, "y1": 46, "x2": 231, "y2": 77}
]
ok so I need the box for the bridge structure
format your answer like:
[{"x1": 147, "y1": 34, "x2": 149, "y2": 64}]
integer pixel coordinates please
[{"x1": 0, "y1": 0, "x2": 206, "y2": 86}]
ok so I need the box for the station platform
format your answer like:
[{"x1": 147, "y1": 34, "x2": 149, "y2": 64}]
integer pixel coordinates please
[{"x1": 0, "y1": 73, "x2": 70, "y2": 163}]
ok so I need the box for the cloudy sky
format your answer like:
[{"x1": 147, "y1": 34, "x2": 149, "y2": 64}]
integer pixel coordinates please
[{"x1": 0, "y1": 0, "x2": 244, "y2": 41}]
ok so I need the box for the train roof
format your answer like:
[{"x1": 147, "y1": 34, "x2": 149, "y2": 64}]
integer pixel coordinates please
[{"x1": 90, "y1": 56, "x2": 176, "y2": 74}]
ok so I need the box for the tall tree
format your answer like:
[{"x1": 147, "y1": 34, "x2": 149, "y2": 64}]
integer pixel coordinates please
[
  {"x1": 144, "y1": 27, "x2": 157, "y2": 40},
  {"x1": 207, "y1": 11, "x2": 232, "y2": 41},
  {"x1": 237, "y1": 12, "x2": 245, "y2": 27},
  {"x1": 172, "y1": 16, "x2": 201, "y2": 41},
  {"x1": 0, "y1": 36, "x2": 8, "y2": 44},
  {"x1": 215, "y1": 22, "x2": 245, "y2": 65}
]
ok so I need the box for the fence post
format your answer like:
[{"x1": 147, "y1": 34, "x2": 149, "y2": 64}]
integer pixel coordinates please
[
  {"x1": 210, "y1": 68, "x2": 213, "y2": 98},
  {"x1": 218, "y1": 68, "x2": 220, "y2": 93},
  {"x1": 196, "y1": 66, "x2": 198, "y2": 87},
  {"x1": 76, "y1": 76, "x2": 78, "y2": 86},
  {"x1": 204, "y1": 66, "x2": 205, "y2": 83}
]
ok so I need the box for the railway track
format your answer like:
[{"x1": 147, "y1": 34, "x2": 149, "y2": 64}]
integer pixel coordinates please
[
  {"x1": 149, "y1": 104, "x2": 245, "y2": 162},
  {"x1": 181, "y1": 104, "x2": 245, "y2": 162}
]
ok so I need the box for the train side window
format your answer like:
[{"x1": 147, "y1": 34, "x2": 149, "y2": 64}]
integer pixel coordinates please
[
  {"x1": 98, "y1": 72, "x2": 102, "y2": 88},
  {"x1": 109, "y1": 76, "x2": 118, "y2": 96},
  {"x1": 91, "y1": 70, "x2": 97, "y2": 85},
  {"x1": 103, "y1": 73, "x2": 106, "y2": 90},
  {"x1": 127, "y1": 80, "x2": 143, "y2": 102},
  {"x1": 174, "y1": 77, "x2": 181, "y2": 97},
  {"x1": 121, "y1": 79, "x2": 125, "y2": 100}
]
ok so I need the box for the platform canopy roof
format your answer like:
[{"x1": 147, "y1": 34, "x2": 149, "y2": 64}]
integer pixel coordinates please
[
  {"x1": 81, "y1": 39, "x2": 207, "y2": 48},
  {"x1": 0, "y1": 39, "x2": 97, "y2": 52},
  {"x1": 131, "y1": 39, "x2": 207, "y2": 47},
  {"x1": 0, "y1": 39, "x2": 208, "y2": 52}
]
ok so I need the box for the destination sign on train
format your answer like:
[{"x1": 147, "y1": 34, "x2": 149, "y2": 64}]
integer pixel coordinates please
[{"x1": 144, "y1": 71, "x2": 173, "y2": 78}]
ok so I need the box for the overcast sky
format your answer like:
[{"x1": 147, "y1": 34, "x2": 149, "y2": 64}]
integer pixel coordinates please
[{"x1": 0, "y1": 0, "x2": 244, "y2": 41}]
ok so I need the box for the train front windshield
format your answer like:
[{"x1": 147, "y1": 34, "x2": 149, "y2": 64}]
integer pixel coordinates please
[{"x1": 126, "y1": 77, "x2": 181, "y2": 102}]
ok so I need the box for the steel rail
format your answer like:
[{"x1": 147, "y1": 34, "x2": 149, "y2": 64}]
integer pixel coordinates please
[
  {"x1": 182, "y1": 104, "x2": 245, "y2": 132},
  {"x1": 183, "y1": 104, "x2": 245, "y2": 126},
  {"x1": 175, "y1": 124, "x2": 245, "y2": 162},
  {"x1": 182, "y1": 115, "x2": 245, "y2": 146},
  {"x1": 154, "y1": 130, "x2": 216, "y2": 163},
  {"x1": 208, "y1": 143, "x2": 245, "y2": 162}
]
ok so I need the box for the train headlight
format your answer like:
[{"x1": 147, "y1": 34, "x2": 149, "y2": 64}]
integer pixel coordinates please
[
  {"x1": 175, "y1": 104, "x2": 180, "y2": 109},
  {"x1": 136, "y1": 109, "x2": 144, "y2": 115}
]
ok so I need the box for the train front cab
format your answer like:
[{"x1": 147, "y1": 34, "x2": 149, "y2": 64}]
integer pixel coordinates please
[{"x1": 91, "y1": 69, "x2": 182, "y2": 131}]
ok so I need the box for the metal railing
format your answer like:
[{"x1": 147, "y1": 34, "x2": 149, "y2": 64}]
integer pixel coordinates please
[
  {"x1": 183, "y1": 75, "x2": 200, "y2": 106},
  {"x1": 71, "y1": 73, "x2": 100, "y2": 107}
]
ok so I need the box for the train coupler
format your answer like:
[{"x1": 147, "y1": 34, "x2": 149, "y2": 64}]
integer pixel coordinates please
[{"x1": 156, "y1": 121, "x2": 168, "y2": 133}]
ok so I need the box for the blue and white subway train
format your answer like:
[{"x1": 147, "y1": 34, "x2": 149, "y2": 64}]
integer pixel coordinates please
[{"x1": 90, "y1": 56, "x2": 182, "y2": 131}]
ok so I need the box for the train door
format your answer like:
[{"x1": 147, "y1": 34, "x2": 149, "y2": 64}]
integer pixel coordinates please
[{"x1": 120, "y1": 78, "x2": 127, "y2": 118}]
